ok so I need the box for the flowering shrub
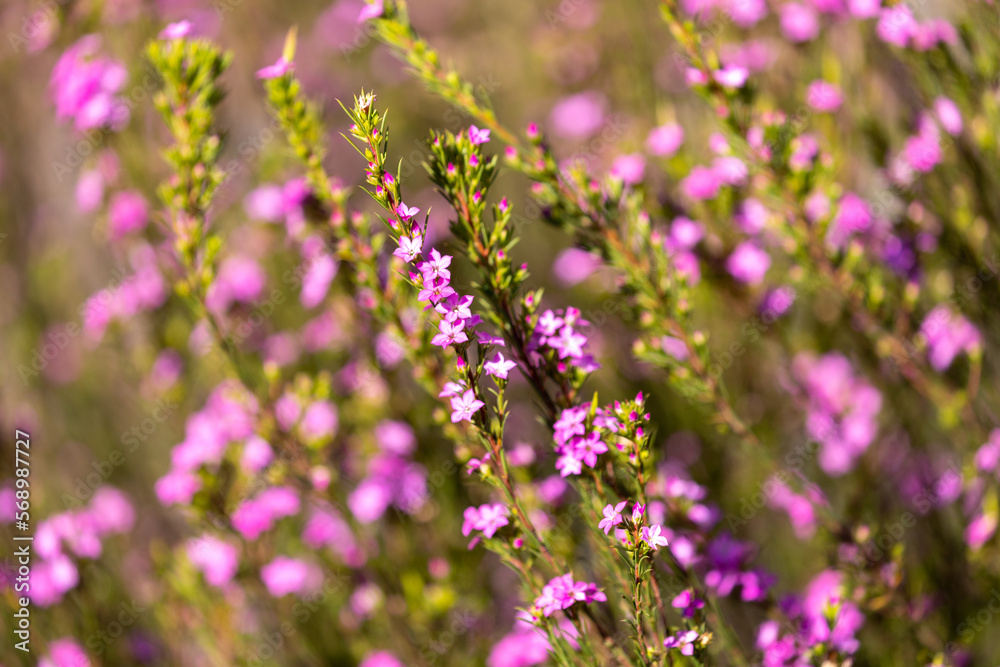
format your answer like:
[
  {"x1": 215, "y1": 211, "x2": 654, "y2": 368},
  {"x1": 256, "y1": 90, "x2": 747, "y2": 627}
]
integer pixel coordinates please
[{"x1": 5, "y1": 0, "x2": 1000, "y2": 665}]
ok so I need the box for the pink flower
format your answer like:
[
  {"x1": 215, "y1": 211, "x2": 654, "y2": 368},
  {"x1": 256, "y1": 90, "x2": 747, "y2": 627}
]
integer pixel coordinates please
[
  {"x1": 393, "y1": 234, "x2": 423, "y2": 262},
  {"x1": 902, "y1": 130, "x2": 941, "y2": 173},
  {"x1": 680, "y1": 166, "x2": 721, "y2": 200},
  {"x1": 713, "y1": 66, "x2": 749, "y2": 89},
  {"x1": 360, "y1": 651, "x2": 404, "y2": 667},
  {"x1": 159, "y1": 21, "x2": 193, "y2": 39},
  {"x1": 357, "y1": 0, "x2": 385, "y2": 23},
  {"x1": 642, "y1": 524, "x2": 667, "y2": 551},
  {"x1": 256, "y1": 56, "x2": 293, "y2": 80},
  {"x1": 610, "y1": 153, "x2": 646, "y2": 185},
  {"x1": 39, "y1": 638, "x2": 90, "y2": 667},
  {"x1": 187, "y1": 536, "x2": 239, "y2": 587},
  {"x1": 598, "y1": 500, "x2": 628, "y2": 534},
  {"x1": 484, "y1": 352, "x2": 517, "y2": 379},
  {"x1": 155, "y1": 470, "x2": 201, "y2": 506},
  {"x1": 847, "y1": 0, "x2": 880, "y2": 18},
  {"x1": 806, "y1": 80, "x2": 842, "y2": 112},
  {"x1": 301, "y1": 401, "x2": 338, "y2": 441},
  {"x1": 726, "y1": 242, "x2": 771, "y2": 285},
  {"x1": 549, "y1": 91, "x2": 607, "y2": 138},
  {"x1": 108, "y1": 190, "x2": 148, "y2": 239},
  {"x1": 933, "y1": 97, "x2": 962, "y2": 136},
  {"x1": 876, "y1": 6, "x2": 915, "y2": 47},
  {"x1": 396, "y1": 202, "x2": 420, "y2": 219},
  {"x1": 780, "y1": 3, "x2": 819, "y2": 42},
  {"x1": 647, "y1": 123, "x2": 684, "y2": 157},
  {"x1": 260, "y1": 556, "x2": 321, "y2": 597},
  {"x1": 469, "y1": 125, "x2": 491, "y2": 145},
  {"x1": 450, "y1": 389, "x2": 485, "y2": 423},
  {"x1": 432, "y1": 318, "x2": 469, "y2": 348},
  {"x1": 712, "y1": 156, "x2": 748, "y2": 186}
]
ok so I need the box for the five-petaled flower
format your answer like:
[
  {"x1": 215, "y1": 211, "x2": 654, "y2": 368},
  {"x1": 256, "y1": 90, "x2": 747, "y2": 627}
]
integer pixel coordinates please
[
  {"x1": 484, "y1": 352, "x2": 517, "y2": 379},
  {"x1": 641, "y1": 524, "x2": 669, "y2": 550},
  {"x1": 469, "y1": 125, "x2": 491, "y2": 145},
  {"x1": 397, "y1": 202, "x2": 420, "y2": 220},
  {"x1": 393, "y1": 235, "x2": 423, "y2": 262},
  {"x1": 598, "y1": 500, "x2": 628, "y2": 534},
  {"x1": 450, "y1": 389, "x2": 485, "y2": 423}
]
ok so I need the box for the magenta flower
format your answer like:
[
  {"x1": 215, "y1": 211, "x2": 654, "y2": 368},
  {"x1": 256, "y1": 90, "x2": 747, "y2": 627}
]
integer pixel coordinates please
[
  {"x1": 534, "y1": 573, "x2": 606, "y2": 616},
  {"x1": 450, "y1": 389, "x2": 485, "y2": 423},
  {"x1": 933, "y1": 96, "x2": 962, "y2": 136},
  {"x1": 726, "y1": 241, "x2": 771, "y2": 285},
  {"x1": 159, "y1": 21, "x2": 193, "y2": 40},
  {"x1": 187, "y1": 536, "x2": 239, "y2": 587},
  {"x1": 610, "y1": 153, "x2": 646, "y2": 185},
  {"x1": 680, "y1": 166, "x2": 721, "y2": 200},
  {"x1": 260, "y1": 556, "x2": 320, "y2": 597},
  {"x1": 432, "y1": 318, "x2": 469, "y2": 348},
  {"x1": 393, "y1": 234, "x2": 423, "y2": 262},
  {"x1": 806, "y1": 80, "x2": 842, "y2": 112},
  {"x1": 598, "y1": 500, "x2": 628, "y2": 534},
  {"x1": 256, "y1": 56, "x2": 293, "y2": 80},
  {"x1": 671, "y1": 589, "x2": 706, "y2": 618},
  {"x1": 484, "y1": 352, "x2": 517, "y2": 379},
  {"x1": 780, "y1": 3, "x2": 820, "y2": 42},
  {"x1": 713, "y1": 66, "x2": 749, "y2": 89},
  {"x1": 357, "y1": 0, "x2": 385, "y2": 23},
  {"x1": 469, "y1": 125, "x2": 491, "y2": 145},
  {"x1": 646, "y1": 123, "x2": 684, "y2": 157},
  {"x1": 642, "y1": 524, "x2": 669, "y2": 550},
  {"x1": 876, "y1": 6, "x2": 916, "y2": 48},
  {"x1": 396, "y1": 202, "x2": 420, "y2": 219},
  {"x1": 108, "y1": 190, "x2": 149, "y2": 239}
]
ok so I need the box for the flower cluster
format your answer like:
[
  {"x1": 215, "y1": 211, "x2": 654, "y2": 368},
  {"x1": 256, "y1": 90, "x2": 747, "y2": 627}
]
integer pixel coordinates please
[
  {"x1": 530, "y1": 573, "x2": 607, "y2": 618},
  {"x1": 30, "y1": 488, "x2": 134, "y2": 606},
  {"x1": 792, "y1": 353, "x2": 882, "y2": 476},
  {"x1": 50, "y1": 35, "x2": 129, "y2": 131}
]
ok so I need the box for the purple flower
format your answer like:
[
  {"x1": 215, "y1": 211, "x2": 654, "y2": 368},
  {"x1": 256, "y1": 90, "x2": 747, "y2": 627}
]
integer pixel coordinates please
[
  {"x1": 450, "y1": 389, "x2": 485, "y2": 423},
  {"x1": 671, "y1": 589, "x2": 706, "y2": 618}
]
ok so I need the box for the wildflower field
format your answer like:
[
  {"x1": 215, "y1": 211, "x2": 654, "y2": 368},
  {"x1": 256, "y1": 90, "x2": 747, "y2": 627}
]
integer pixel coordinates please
[{"x1": 2, "y1": 0, "x2": 1000, "y2": 665}]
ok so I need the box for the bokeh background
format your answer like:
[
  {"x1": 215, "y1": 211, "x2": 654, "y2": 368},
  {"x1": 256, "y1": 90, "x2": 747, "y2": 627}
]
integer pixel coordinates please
[{"x1": 1, "y1": 0, "x2": 999, "y2": 665}]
